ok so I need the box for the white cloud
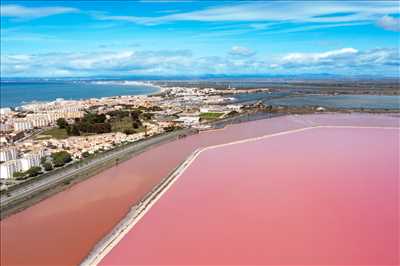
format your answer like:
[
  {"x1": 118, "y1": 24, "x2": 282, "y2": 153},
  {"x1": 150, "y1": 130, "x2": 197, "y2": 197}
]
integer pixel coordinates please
[
  {"x1": 98, "y1": 1, "x2": 399, "y2": 30},
  {"x1": 1, "y1": 48, "x2": 398, "y2": 77},
  {"x1": 156, "y1": 9, "x2": 181, "y2": 14},
  {"x1": 94, "y1": 15, "x2": 143, "y2": 24},
  {"x1": 229, "y1": 46, "x2": 255, "y2": 57},
  {"x1": 1, "y1": 4, "x2": 78, "y2": 20},
  {"x1": 282, "y1": 48, "x2": 359, "y2": 65},
  {"x1": 260, "y1": 22, "x2": 370, "y2": 35},
  {"x1": 1, "y1": 50, "x2": 195, "y2": 76},
  {"x1": 278, "y1": 47, "x2": 399, "y2": 71},
  {"x1": 377, "y1": 15, "x2": 400, "y2": 32}
]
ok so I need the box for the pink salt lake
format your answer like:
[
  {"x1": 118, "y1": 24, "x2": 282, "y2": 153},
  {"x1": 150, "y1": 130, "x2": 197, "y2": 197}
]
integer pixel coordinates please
[
  {"x1": 100, "y1": 117, "x2": 399, "y2": 265},
  {"x1": 1, "y1": 114, "x2": 399, "y2": 265}
]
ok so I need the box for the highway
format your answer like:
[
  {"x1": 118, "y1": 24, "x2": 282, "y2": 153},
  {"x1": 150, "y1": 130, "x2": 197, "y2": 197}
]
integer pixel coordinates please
[{"x1": 0, "y1": 128, "x2": 196, "y2": 213}]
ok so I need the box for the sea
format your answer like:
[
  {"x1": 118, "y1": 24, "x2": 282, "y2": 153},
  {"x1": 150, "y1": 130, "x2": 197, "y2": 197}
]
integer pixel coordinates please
[
  {"x1": 2, "y1": 81, "x2": 399, "y2": 110},
  {"x1": 0, "y1": 81, "x2": 160, "y2": 108}
]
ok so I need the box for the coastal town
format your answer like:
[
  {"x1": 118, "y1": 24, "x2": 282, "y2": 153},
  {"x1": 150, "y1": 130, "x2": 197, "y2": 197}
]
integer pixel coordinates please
[
  {"x1": 2, "y1": 79, "x2": 398, "y2": 188},
  {"x1": 2, "y1": 1, "x2": 400, "y2": 265},
  {"x1": 0, "y1": 84, "x2": 268, "y2": 184}
]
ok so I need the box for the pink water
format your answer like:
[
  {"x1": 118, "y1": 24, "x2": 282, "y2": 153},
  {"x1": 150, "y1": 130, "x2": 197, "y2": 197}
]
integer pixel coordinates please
[
  {"x1": 1, "y1": 114, "x2": 399, "y2": 265},
  {"x1": 100, "y1": 126, "x2": 399, "y2": 265}
]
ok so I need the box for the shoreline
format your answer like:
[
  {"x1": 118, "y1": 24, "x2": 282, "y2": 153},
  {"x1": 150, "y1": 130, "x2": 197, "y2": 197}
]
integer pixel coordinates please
[
  {"x1": 81, "y1": 123, "x2": 400, "y2": 266},
  {"x1": 4, "y1": 80, "x2": 399, "y2": 110},
  {"x1": 1, "y1": 80, "x2": 163, "y2": 109}
]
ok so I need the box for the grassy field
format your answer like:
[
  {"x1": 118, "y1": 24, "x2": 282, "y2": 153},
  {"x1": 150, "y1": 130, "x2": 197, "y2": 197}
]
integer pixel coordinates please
[
  {"x1": 36, "y1": 128, "x2": 68, "y2": 140},
  {"x1": 200, "y1": 112, "x2": 224, "y2": 120},
  {"x1": 111, "y1": 117, "x2": 143, "y2": 133}
]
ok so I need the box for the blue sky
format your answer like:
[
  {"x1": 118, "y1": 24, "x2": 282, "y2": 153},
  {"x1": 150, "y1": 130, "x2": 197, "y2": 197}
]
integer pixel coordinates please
[{"x1": 1, "y1": 1, "x2": 399, "y2": 77}]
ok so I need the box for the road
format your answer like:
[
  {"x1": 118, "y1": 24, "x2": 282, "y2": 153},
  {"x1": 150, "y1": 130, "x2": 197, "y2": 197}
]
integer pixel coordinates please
[
  {"x1": 0, "y1": 112, "x2": 275, "y2": 212},
  {"x1": 0, "y1": 128, "x2": 196, "y2": 213},
  {"x1": 0, "y1": 112, "x2": 276, "y2": 214}
]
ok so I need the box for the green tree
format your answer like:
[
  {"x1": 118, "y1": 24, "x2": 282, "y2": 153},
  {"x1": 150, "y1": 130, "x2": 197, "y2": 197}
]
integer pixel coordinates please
[
  {"x1": 93, "y1": 123, "x2": 112, "y2": 134},
  {"x1": 52, "y1": 151, "x2": 72, "y2": 167},
  {"x1": 227, "y1": 110, "x2": 239, "y2": 116},
  {"x1": 70, "y1": 124, "x2": 81, "y2": 136},
  {"x1": 108, "y1": 110, "x2": 130, "y2": 119},
  {"x1": 25, "y1": 166, "x2": 42, "y2": 177},
  {"x1": 132, "y1": 122, "x2": 141, "y2": 129},
  {"x1": 82, "y1": 112, "x2": 106, "y2": 124},
  {"x1": 13, "y1": 171, "x2": 26, "y2": 179},
  {"x1": 56, "y1": 118, "x2": 68, "y2": 129},
  {"x1": 124, "y1": 129, "x2": 135, "y2": 135},
  {"x1": 75, "y1": 113, "x2": 111, "y2": 134},
  {"x1": 40, "y1": 156, "x2": 47, "y2": 164},
  {"x1": 141, "y1": 112, "x2": 153, "y2": 120},
  {"x1": 164, "y1": 125, "x2": 177, "y2": 132},
  {"x1": 66, "y1": 125, "x2": 71, "y2": 135},
  {"x1": 42, "y1": 162, "x2": 53, "y2": 171},
  {"x1": 66, "y1": 124, "x2": 80, "y2": 136},
  {"x1": 130, "y1": 110, "x2": 142, "y2": 122}
]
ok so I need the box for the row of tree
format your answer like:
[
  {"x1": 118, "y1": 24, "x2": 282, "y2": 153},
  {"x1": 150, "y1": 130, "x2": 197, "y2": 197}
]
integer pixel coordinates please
[
  {"x1": 13, "y1": 166, "x2": 42, "y2": 180},
  {"x1": 51, "y1": 151, "x2": 72, "y2": 167}
]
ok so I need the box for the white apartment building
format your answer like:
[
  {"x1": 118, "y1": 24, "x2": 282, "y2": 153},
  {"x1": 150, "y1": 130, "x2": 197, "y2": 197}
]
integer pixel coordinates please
[
  {"x1": 226, "y1": 104, "x2": 243, "y2": 112},
  {"x1": 0, "y1": 147, "x2": 18, "y2": 162},
  {"x1": 0, "y1": 108, "x2": 12, "y2": 115},
  {"x1": 199, "y1": 106, "x2": 221, "y2": 113},
  {"x1": 0, "y1": 150, "x2": 45, "y2": 178},
  {"x1": 28, "y1": 111, "x2": 84, "y2": 122},
  {"x1": 31, "y1": 118, "x2": 49, "y2": 128},
  {"x1": 0, "y1": 160, "x2": 22, "y2": 179},
  {"x1": 10, "y1": 110, "x2": 84, "y2": 132},
  {"x1": 13, "y1": 121, "x2": 33, "y2": 131},
  {"x1": 21, "y1": 100, "x2": 83, "y2": 112},
  {"x1": 0, "y1": 137, "x2": 8, "y2": 145},
  {"x1": 20, "y1": 153, "x2": 42, "y2": 171},
  {"x1": 175, "y1": 116, "x2": 200, "y2": 126}
]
